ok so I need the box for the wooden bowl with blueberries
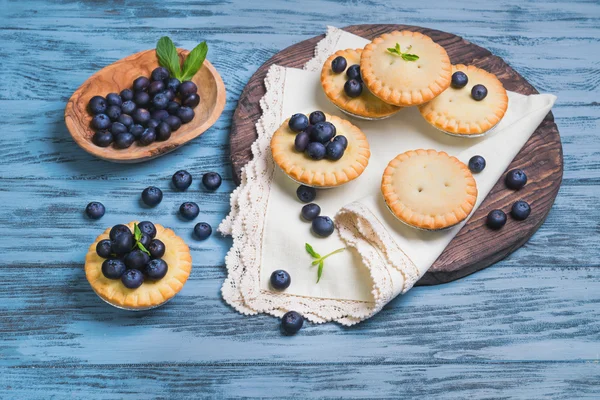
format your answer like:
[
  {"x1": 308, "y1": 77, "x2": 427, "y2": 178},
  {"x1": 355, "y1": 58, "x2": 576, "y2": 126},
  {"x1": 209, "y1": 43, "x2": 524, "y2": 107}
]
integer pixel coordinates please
[{"x1": 65, "y1": 37, "x2": 226, "y2": 163}]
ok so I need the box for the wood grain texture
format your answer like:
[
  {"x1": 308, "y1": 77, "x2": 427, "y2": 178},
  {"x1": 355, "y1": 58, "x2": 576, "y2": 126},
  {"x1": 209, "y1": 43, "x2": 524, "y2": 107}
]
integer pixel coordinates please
[
  {"x1": 65, "y1": 49, "x2": 226, "y2": 163},
  {"x1": 1, "y1": 0, "x2": 599, "y2": 398},
  {"x1": 230, "y1": 24, "x2": 563, "y2": 285}
]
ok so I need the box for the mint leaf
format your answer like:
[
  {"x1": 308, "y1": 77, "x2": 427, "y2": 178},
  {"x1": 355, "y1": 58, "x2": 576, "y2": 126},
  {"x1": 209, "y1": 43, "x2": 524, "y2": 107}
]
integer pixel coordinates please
[
  {"x1": 317, "y1": 260, "x2": 324, "y2": 283},
  {"x1": 134, "y1": 223, "x2": 142, "y2": 241},
  {"x1": 305, "y1": 244, "x2": 345, "y2": 284},
  {"x1": 387, "y1": 42, "x2": 419, "y2": 62},
  {"x1": 181, "y1": 41, "x2": 208, "y2": 81},
  {"x1": 402, "y1": 53, "x2": 419, "y2": 61},
  {"x1": 156, "y1": 36, "x2": 181, "y2": 80},
  {"x1": 137, "y1": 241, "x2": 151, "y2": 256},
  {"x1": 396, "y1": 43, "x2": 401, "y2": 52},
  {"x1": 305, "y1": 243, "x2": 320, "y2": 259}
]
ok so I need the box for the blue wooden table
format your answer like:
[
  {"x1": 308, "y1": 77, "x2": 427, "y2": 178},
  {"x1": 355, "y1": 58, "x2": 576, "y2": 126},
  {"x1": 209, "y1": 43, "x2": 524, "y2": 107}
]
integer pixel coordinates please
[{"x1": 1, "y1": 0, "x2": 599, "y2": 398}]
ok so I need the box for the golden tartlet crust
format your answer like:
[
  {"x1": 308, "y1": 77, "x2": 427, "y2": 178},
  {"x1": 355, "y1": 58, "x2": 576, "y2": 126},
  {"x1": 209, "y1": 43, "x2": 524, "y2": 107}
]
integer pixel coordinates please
[
  {"x1": 418, "y1": 64, "x2": 509, "y2": 135},
  {"x1": 85, "y1": 222, "x2": 192, "y2": 309},
  {"x1": 381, "y1": 149, "x2": 478, "y2": 230},
  {"x1": 321, "y1": 48, "x2": 402, "y2": 118},
  {"x1": 270, "y1": 113, "x2": 371, "y2": 187},
  {"x1": 360, "y1": 30, "x2": 452, "y2": 107}
]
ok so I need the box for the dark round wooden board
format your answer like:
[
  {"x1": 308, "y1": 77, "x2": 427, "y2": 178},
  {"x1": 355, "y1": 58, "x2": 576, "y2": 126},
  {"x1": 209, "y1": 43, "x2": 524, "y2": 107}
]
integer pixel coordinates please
[{"x1": 230, "y1": 24, "x2": 563, "y2": 286}]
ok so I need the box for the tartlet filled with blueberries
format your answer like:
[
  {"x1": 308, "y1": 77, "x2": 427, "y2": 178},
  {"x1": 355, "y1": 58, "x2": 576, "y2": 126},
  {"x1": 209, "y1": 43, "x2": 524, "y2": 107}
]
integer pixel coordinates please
[
  {"x1": 321, "y1": 49, "x2": 402, "y2": 120},
  {"x1": 85, "y1": 221, "x2": 192, "y2": 310},
  {"x1": 270, "y1": 111, "x2": 371, "y2": 188}
]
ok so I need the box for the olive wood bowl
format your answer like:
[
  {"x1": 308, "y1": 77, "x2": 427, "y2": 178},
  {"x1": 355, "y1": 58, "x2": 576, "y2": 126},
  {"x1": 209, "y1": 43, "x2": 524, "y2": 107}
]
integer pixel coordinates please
[{"x1": 65, "y1": 48, "x2": 226, "y2": 163}]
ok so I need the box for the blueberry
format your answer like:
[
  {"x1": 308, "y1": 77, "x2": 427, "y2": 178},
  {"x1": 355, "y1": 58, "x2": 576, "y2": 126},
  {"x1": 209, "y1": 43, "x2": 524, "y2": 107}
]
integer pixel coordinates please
[
  {"x1": 152, "y1": 93, "x2": 169, "y2": 110},
  {"x1": 163, "y1": 88, "x2": 175, "y2": 102},
  {"x1": 331, "y1": 56, "x2": 347, "y2": 73},
  {"x1": 151, "y1": 66, "x2": 170, "y2": 82},
  {"x1": 106, "y1": 92, "x2": 122, "y2": 107},
  {"x1": 164, "y1": 115, "x2": 182, "y2": 131},
  {"x1": 471, "y1": 84, "x2": 488, "y2": 101},
  {"x1": 194, "y1": 222, "x2": 212, "y2": 240},
  {"x1": 325, "y1": 140, "x2": 345, "y2": 161},
  {"x1": 132, "y1": 108, "x2": 151, "y2": 125},
  {"x1": 288, "y1": 114, "x2": 309, "y2": 133},
  {"x1": 310, "y1": 121, "x2": 336, "y2": 144},
  {"x1": 124, "y1": 249, "x2": 150, "y2": 271},
  {"x1": 486, "y1": 209, "x2": 507, "y2": 230},
  {"x1": 301, "y1": 203, "x2": 321, "y2": 221},
  {"x1": 281, "y1": 311, "x2": 304, "y2": 335},
  {"x1": 148, "y1": 80, "x2": 165, "y2": 96},
  {"x1": 121, "y1": 268, "x2": 144, "y2": 289},
  {"x1": 178, "y1": 81, "x2": 198, "y2": 97},
  {"x1": 111, "y1": 231, "x2": 133, "y2": 255},
  {"x1": 172, "y1": 170, "x2": 192, "y2": 191},
  {"x1": 166, "y1": 101, "x2": 181, "y2": 115},
  {"x1": 177, "y1": 106, "x2": 195, "y2": 123},
  {"x1": 346, "y1": 64, "x2": 361, "y2": 81},
  {"x1": 309, "y1": 111, "x2": 326, "y2": 125},
  {"x1": 306, "y1": 142, "x2": 326, "y2": 160},
  {"x1": 96, "y1": 239, "x2": 113, "y2": 258},
  {"x1": 85, "y1": 201, "x2": 105, "y2": 220},
  {"x1": 332, "y1": 135, "x2": 348, "y2": 150},
  {"x1": 511, "y1": 200, "x2": 531, "y2": 221},
  {"x1": 183, "y1": 93, "x2": 200, "y2": 108},
  {"x1": 147, "y1": 119, "x2": 160, "y2": 129},
  {"x1": 121, "y1": 100, "x2": 137, "y2": 115},
  {"x1": 118, "y1": 113, "x2": 133, "y2": 128},
  {"x1": 91, "y1": 114, "x2": 111, "y2": 130},
  {"x1": 133, "y1": 76, "x2": 150, "y2": 92},
  {"x1": 106, "y1": 105, "x2": 122, "y2": 121},
  {"x1": 120, "y1": 88, "x2": 134, "y2": 102},
  {"x1": 102, "y1": 259, "x2": 127, "y2": 280},
  {"x1": 179, "y1": 202, "x2": 200, "y2": 220},
  {"x1": 151, "y1": 109, "x2": 170, "y2": 121},
  {"x1": 155, "y1": 122, "x2": 172, "y2": 141},
  {"x1": 312, "y1": 216, "x2": 334, "y2": 237},
  {"x1": 129, "y1": 124, "x2": 145, "y2": 138},
  {"x1": 451, "y1": 71, "x2": 469, "y2": 89},
  {"x1": 92, "y1": 130, "x2": 113, "y2": 147},
  {"x1": 202, "y1": 172, "x2": 222, "y2": 191},
  {"x1": 134, "y1": 91, "x2": 150, "y2": 107},
  {"x1": 505, "y1": 169, "x2": 527, "y2": 190},
  {"x1": 110, "y1": 122, "x2": 128, "y2": 135},
  {"x1": 114, "y1": 132, "x2": 135, "y2": 149},
  {"x1": 145, "y1": 259, "x2": 168, "y2": 280},
  {"x1": 141, "y1": 186, "x2": 163, "y2": 207},
  {"x1": 139, "y1": 233, "x2": 151, "y2": 249},
  {"x1": 88, "y1": 96, "x2": 107, "y2": 115},
  {"x1": 344, "y1": 79, "x2": 363, "y2": 98},
  {"x1": 138, "y1": 221, "x2": 157, "y2": 238},
  {"x1": 468, "y1": 155, "x2": 486, "y2": 173},
  {"x1": 270, "y1": 270, "x2": 291, "y2": 290},
  {"x1": 166, "y1": 78, "x2": 181, "y2": 93},
  {"x1": 110, "y1": 224, "x2": 131, "y2": 240},
  {"x1": 148, "y1": 239, "x2": 166, "y2": 259},
  {"x1": 296, "y1": 185, "x2": 316, "y2": 203},
  {"x1": 294, "y1": 131, "x2": 310, "y2": 152}
]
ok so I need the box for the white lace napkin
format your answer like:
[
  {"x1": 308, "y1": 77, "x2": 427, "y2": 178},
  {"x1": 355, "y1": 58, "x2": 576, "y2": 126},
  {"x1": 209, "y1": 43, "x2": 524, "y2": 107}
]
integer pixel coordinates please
[{"x1": 219, "y1": 27, "x2": 557, "y2": 325}]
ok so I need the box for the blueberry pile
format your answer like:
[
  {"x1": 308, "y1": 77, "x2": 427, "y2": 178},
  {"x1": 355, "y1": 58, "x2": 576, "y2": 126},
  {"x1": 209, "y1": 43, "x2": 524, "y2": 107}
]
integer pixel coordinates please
[
  {"x1": 331, "y1": 56, "x2": 363, "y2": 98},
  {"x1": 289, "y1": 111, "x2": 348, "y2": 161},
  {"x1": 450, "y1": 71, "x2": 488, "y2": 101},
  {"x1": 296, "y1": 185, "x2": 335, "y2": 237},
  {"x1": 88, "y1": 67, "x2": 200, "y2": 149},
  {"x1": 486, "y1": 166, "x2": 531, "y2": 229},
  {"x1": 97, "y1": 221, "x2": 168, "y2": 289}
]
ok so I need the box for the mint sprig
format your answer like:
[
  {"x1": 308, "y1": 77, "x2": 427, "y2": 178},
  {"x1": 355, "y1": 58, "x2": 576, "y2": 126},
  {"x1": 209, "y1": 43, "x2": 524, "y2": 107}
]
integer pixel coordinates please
[
  {"x1": 155, "y1": 36, "x2": 208, "y2": 81},
  {"x1": 387, "y1": 43, "x2": 419, "y2": 62},
  {"x1": 133, "y1": 223, "x2": 151, "y2": 256},
  {"x1": 305, "y1": 243, "x2": 345, "y2": 283}
]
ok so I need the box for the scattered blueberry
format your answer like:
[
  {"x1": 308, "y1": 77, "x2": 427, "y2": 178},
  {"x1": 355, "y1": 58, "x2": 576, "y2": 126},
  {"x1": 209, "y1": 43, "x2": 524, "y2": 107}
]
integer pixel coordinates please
[
  {"x1": 114, "y1": 132, "x2": 135, "y2": 149},
  {"x1": 294, "y1": 131, "x2": 310, "y2": 152},
  {"x1": 194, "y1": 222, "x2": 212, "y2": 240},
  {"x1": 138, "y1": 128, "x2": 156, "y2": 145},
  {"x1": 202, "y1": 172, "x2": 222, "y2": 191},
  {"x1": 178, "y1": 81, "x2": 198, "y2": 97},
  {"x1": 326, "y1": 141, "x2": 345, "y2": 161},
  {"x1": 111, "y1": 231, "x2": 133, "y2": 255},
  {"x1": 270, "y1": 270, "x2": 291, "y2": 290},
  {"x1": 124, "y1": 249, "x2": 150, "y2": 271},
  {"x1": 172, "y1": 170, "x2": 193, "y2": 191},
  {"x1": 310, "y1": 121, "x2": 336, "y2": 143},
  {"x1": 511, "y1": 200, "x2": 531, "y2": 221},
  {"x1": 148, "y1": 80, "x2": 165, "y2": 96},
  {"x1": 296, "y1": 185, "x2": 316, "y2": 203},
  {"x1": 332, "y1": 135, "x2": 348, "y2": 150},
  {"x1": 141, "y1": 186, "x2": 163, "y2": 207},
  {"x1": 346, "y1": 64, "x2": 361, "y2": 81},
  {"x1": 92, "y1": 130, "x2": 113, "y2": 147},
  {"x1": 179, "y1": 202, "x2": 200, "y2": 220},
  {"x1": 102, "y1": 259, "x2": 127, "y2": 280},
  {"x1": 183, "y1": 93, "x2": 200, "y2": 108},
  {"x1": 306, "y1": 142, "x2": 327, "y2": 160},
  {"x1": 288, "y1": 113, "x2": 309, "y2": 133},
  {"x1": 96, "y1": 239, "x2": 113, "y2": 258},
  {"x1": 301, "y1": 203, "x2": 321, "y2": 221},
  {"x1": 148, "y1": 239, "x2": 166, "y2": 259},
  {"x1": 151, "y1": 66, "x2": 170, "y2": 82},
  {"x1": 106, "y1": 105, "x2": 122, "y2": 121},
  {"x1": 134, "y1": 91, "x2": 150, "y2": 107},
  {"x1": 164, "y1": 115, "x2": 182, "y2": 131},
  {"x1": 91, "y1": 114, "x2": 111, "y2": 130},
  {"x1": 309, "y1": 111, "x2": 326, "y2": 125},
  {"x1": 110, "y1": 122, "x2": 128, "y2": 136},
  {"x1": 486, "y1": 209, "x2": 507, "y2": 230},
  {"x1": 110, "y1": 224, "x2": 131, "y2": 240},
  {"x1": 85, "y1": 201, "x2": 105, "y2": 220},
  {"x1": 468, "y1": 155, "x2": 486, "y2": 173},
  {"x1": 88, "y1": 96, "x2": 107, "y2": 115},
  {"x1": 106, "y1": 92, "x2": 122, "y2": 107},
  {"x1": 121, "y1": 100, "x2": 136, "y2": 115},
  {"x1": 331, "y1": 56, "x2": 347, "y2": 73},
  {"x1": 177, "y1": 106, "x2": 195, "y2": 123},
  {"x1": 133, "y1": 76, "x2": 150, "y2": 92},
  {"x1": 145, "y1": 259, "x2": 168, "y2": 280},
  {"x1": 155, "y1": 122, "x2": 172, "y2": 141},
  {"x1": 118, "y1": 113, "x2": 133, "y2": 128},
  {"x1": 344, "y1": 79, "x2": 363, "y2": 97},
  {"x1": 166, "y1": 78, "x2": 181, "y2": 93},
  {"x1": 505, "y1": 169, "x2": 527, "y2": 190},
  {"x1": 152, "y1": 93, "x2": 169, "y2": 110},
  {"x1": 129, "y1": 124, "x2": 145, "y2": 138},
  {"x1": 132, "y1": 108, "x2": 151, "y2": 125},
  {"x1": 121, "y1": 268, "x2": 144, "y2": 289},
  {"x1": 451, "y1": 71, "x2": 468, "y2": 89},
  {"x1": 471, "y1": 84, "x2": 488, "y2": 101},
  {"x1": 281, "y1": 311, "x2": 304, "y2": 335},
  {"x1": 138, "y1": 221, "x2": 157, "y2": 238},
  {"x1": 120, "y1": 89, "x2": 134, "y2": 102}
]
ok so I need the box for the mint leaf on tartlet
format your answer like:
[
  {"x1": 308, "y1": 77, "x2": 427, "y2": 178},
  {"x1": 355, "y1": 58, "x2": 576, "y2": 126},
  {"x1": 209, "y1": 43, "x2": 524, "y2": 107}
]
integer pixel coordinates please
[{"x1": 387, "y1": 43, "x2": 419, "y2": 62}]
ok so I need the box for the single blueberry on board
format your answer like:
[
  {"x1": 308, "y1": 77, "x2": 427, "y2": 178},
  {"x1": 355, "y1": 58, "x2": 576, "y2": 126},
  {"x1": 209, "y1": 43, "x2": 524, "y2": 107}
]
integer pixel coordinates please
[
  {"x1": 194, "y1": 222, "x2": 212, "y2": 240},
  {"x1": 85, "y1": 201, "x2": 105, "y2": 220},
  {"x1": 505, "y1": 169, "x2": 527, "y2": 190},
  {"x1": 486, "y1": 209, "x2": 507, "y2": 230},
  {"x1": 511, "y1": 200, "x2": 531, "y2": 221}
]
